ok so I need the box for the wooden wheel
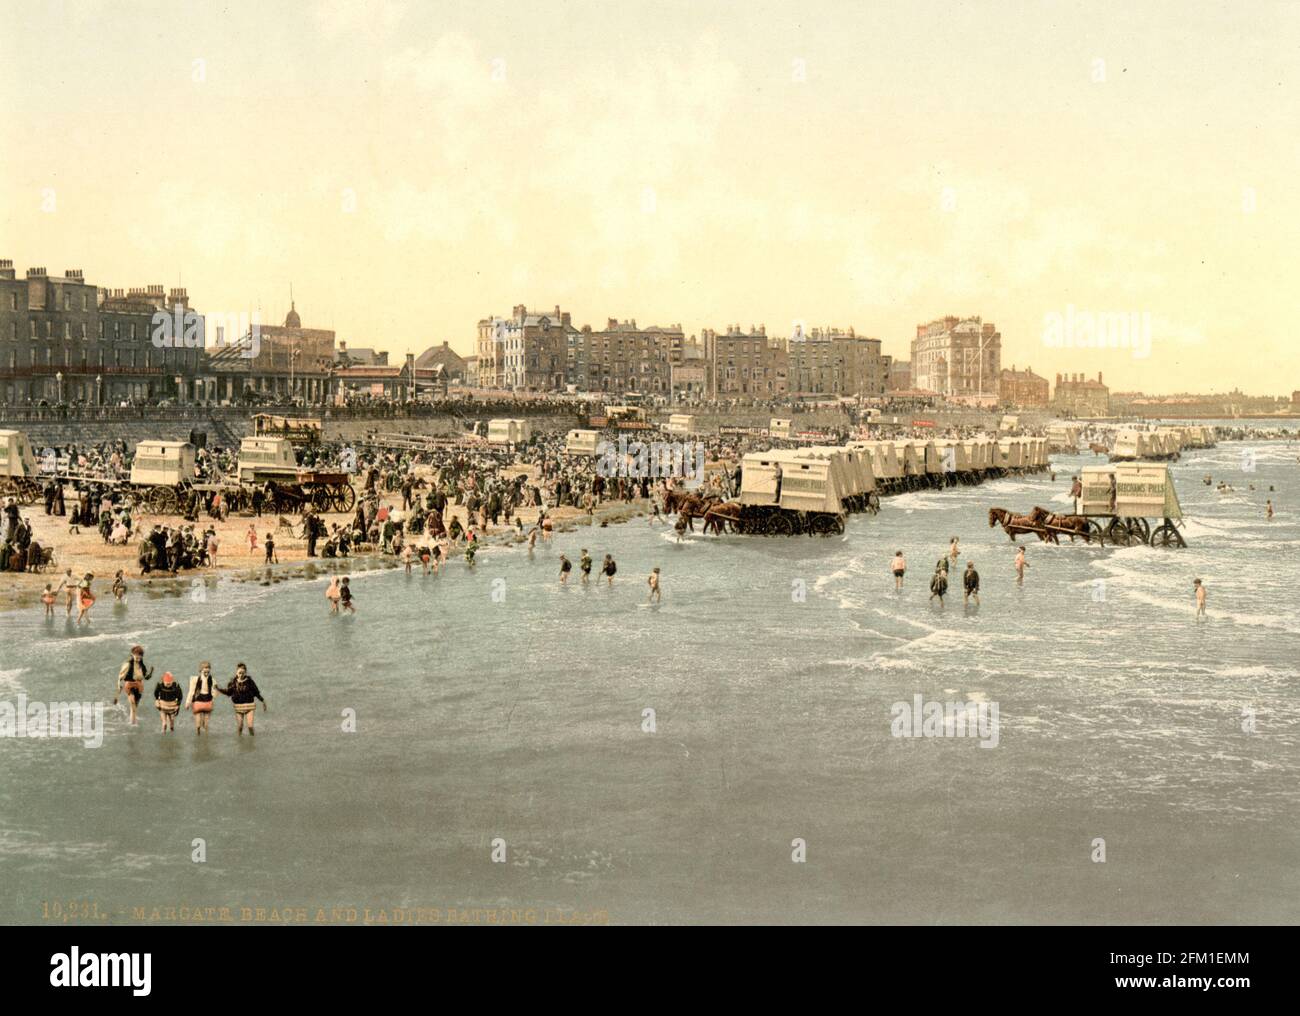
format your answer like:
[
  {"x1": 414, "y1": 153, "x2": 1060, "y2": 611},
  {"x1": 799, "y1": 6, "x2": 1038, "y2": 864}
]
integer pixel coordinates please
[
  {"x1": 810, "y1": 513, "x2": 838, "y2": 536},
  {"x1": 311, "y1": 486, "x2": 333, "y2": 511},
  {"x1": 1085, "y1": 519, "x2": 1105, "y2": 545},
  {"x1": 330, "y1": 484, "x2": 356, "y2": 512},
  {"x1": 1151, "y1": 521, "x2": 1186, "y2": 548},
  {"x1": 16, "y1": 479, "x2": 40, "y2": 506},
  {"x1": 770, "y1": 512, "x2": 796, "y2": 536},
  {"x1": 1104, "y1": 517, "x2": 1132, "y2": 546},
  {"x1": 147, "y1": 485, "x2": 178, "y2": 514}
]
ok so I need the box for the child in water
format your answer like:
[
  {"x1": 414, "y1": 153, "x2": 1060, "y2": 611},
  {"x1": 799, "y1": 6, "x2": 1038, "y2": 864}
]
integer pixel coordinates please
[
  {"x1": 929, "y1": 565, "x2": 948, "y2": 605},
  {"x1": 154, "y1": 672, "x2": 182, "y2": 732},
  {"x1": 339, "y1": 577, "x2": 355, "y2": 613},
  {"x1": 325, "y1": 576, "x2": 341, "y2": 614},
  {"x1": 185, "y1": 662, "x2": 217, "y2": 735},
  {"x1": 648, "y1": 567, "x2": 661, "y2": 603},
  {"x1": 217, "y1": 663, "x2": 266, "y2": 737},
  {"x1": 40, "y1": 584, "x2": 56, "y2": 618},
  {"x1": 76, "y1": 574, "x2": 95, "y2": 624},
  {"x1": 112, "y1": 570, "x2": 127, "y2": 602}
]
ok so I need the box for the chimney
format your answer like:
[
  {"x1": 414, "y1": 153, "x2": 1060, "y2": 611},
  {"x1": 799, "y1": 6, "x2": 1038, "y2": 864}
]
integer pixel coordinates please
[
  {"x1": 1098, "y1": 372, "x2": 1103, "y2": 384},
  {"x1": 65, "y1": 269, "x2": 83, "y2": 281},
  {"x1": 27, "y1": 267, "x2": 46, "y2": 277},
  {"x1": 0, "y1": 259, "x2": 13, "y2": 280}
]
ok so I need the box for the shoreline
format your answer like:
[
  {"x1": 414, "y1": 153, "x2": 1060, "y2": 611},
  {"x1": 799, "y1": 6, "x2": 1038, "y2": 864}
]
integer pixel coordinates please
[{"x1": 0, "y1": 498, "x2": 653, "y2": 615}]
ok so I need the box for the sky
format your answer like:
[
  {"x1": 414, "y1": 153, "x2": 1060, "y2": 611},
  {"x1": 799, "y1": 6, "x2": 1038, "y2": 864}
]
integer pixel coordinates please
[{"x1": 2, "y1": 0, "x2": 1298, "y2": 394}]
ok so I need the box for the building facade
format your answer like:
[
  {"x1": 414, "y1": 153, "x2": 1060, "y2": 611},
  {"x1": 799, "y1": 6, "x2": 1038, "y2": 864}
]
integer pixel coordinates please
[
  {"x1": 205, "y1": 302, "x2": 335, "y2": 404},
  {"x1": 1053, "y1": 372, "x2": 1111, "y2": 416},
  {"x1": 485, "y1": 304, "x2": 572, "y2": 392},
  {"x1": 0, "y1": 261, "x2": 203, "y2": 405},
  {"x1": 886, "y1": 358, "x2": 912, "y2": 392},
  {"x1": 998, "y1": 364, "x2": 1050, "y2": 407},
  {"x1": 704, "y1": 325, "x2": 789, "y2": 399},
  {"x1": 566, "y1": 319, "x2": 682, "y2": 394},
  {"x1": 910, "y1": 316, "x2": 1001, "y2": 404},
  {"x1": 787, "y1": 327, "x2": 886, "y2": 398}
]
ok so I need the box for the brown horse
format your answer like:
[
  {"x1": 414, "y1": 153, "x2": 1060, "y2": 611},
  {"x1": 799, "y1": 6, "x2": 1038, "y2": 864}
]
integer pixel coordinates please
[
  {"x1": 1088, "y1": 442, "x2": 1108, "y2": 456},
  {"x1": 1028, "y1": 506, "x2": 1093, "y2": 543},
  {"x1": 988, "y1": 506, "x2": 1047, "y2": 542},
  {"x1": 702, "y1": 500, "x2": 742, "y2": 535},
  {"x1": 667, "y1": 490, "x2": 721, "y2": 531}
]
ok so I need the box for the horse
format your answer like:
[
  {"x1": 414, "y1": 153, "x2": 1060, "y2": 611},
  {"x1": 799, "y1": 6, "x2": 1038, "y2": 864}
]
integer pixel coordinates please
[
  {"x1": 1028, "y1": 506, "x2": 1092, "y2": 543},
  {"x1": 988, "y1": 506, "x2": 1047, "y2": 542},
  {"x1": 702, "y1": 500, "x2": 743, "y2": 535},
  {"x1": 666, "y1": 489, "x2": 720, "y2": 532},
  {"x1": 1088, "y1": 442, "x2": 1108, "y2": 456}
]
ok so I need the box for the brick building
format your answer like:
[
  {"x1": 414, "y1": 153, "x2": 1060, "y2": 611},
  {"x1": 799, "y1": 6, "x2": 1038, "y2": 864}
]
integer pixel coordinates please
[
  {"x1": 787, "y1": 327, "x2": 886, "y2": 398},
  {"x1": 0, "y1": 261, "x2": 202, "y2": 405},
  {"x1": 476, "y1": 304, "x2": 573, "y2": 392},
  {"x1": 414, "y1": 340, "x2": 468, "y2": 384},
  {"x1": 998, "y1": 364, "x2": 1049, "y2": 408},
  {"x1": 1053, "y1": 372, "x2": 1111, "y2": 417},
  {"x1": 704, "y1": 325, "x2": 789, "y2": 399},
  {"x1": 886, "y1": 358, "x2": 912, "y2": 392},
  {"x1": 566, "y1": 318, "x2": 682, "y2": 394}
]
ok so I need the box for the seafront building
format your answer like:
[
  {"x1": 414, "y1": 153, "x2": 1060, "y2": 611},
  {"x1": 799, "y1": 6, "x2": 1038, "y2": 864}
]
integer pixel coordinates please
[
  {"x1": 1052, "y1": 372, "x2": 1111, "y2": 416},
  {"x1": 787, "y1": 327, "x2": 887, "y2": 398},
  {"x1": 910, "y1": 315, "x2": 1002, "y2": 406},
  {"x1": 998, "y1": 364, "x2": 1050, "y2": 408},
  {"x1": 0, "y1": 262, "x2": 205, "y2": 406}
]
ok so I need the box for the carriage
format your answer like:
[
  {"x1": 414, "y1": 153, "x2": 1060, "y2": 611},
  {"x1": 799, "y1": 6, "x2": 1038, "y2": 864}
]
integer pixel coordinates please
[
  {"x1": 0, "y1": 429, "x2": 42, "y2": 505},
  {"x1": 703, "y1": 451, "x2": 847, "y2": 535},
  {"x1": 793, "y1": 445, "x2": 880, "y2": 514},
  {"x1": 487, "y1": 418, "x2": 532, "y2": 445},
  {"x1": 1110, "y1": 429, "x2": 1180, "y2": 462},
  {"x1": 236, "y1": 437, "x2": 356, "y2": 513},
  {"x1": 1078, "y1": 462, "x2": 1186, "y2": 546},
  {"x1": 564, "y1": 429, "x2": 601, "y2": 456}
]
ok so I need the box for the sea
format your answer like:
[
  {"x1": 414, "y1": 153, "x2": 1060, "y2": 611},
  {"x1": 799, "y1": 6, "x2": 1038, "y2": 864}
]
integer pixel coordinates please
[{"x1": 2, "y1": 426, "x2": 1298, "y2": 924}]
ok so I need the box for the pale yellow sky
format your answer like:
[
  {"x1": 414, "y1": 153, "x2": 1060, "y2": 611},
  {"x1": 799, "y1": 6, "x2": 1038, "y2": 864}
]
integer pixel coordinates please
[{"x1": 2, "y1": 0, "x2": 1297, "y2": 393}]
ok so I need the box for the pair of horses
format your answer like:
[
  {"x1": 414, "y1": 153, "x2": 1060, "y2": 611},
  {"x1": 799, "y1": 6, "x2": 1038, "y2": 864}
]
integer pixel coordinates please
[
  {"x1": 664, "y1": 488, "x2": 729, "y2": 534},
  {"x1": 988, "y1": 506, "x2": 1091, "y2": 544}
]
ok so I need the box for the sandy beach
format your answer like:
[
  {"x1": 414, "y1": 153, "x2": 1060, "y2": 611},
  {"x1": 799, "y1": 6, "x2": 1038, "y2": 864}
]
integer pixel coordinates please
[{"x1": 1, "y1": 489, "x2": 652, "y2": 614}]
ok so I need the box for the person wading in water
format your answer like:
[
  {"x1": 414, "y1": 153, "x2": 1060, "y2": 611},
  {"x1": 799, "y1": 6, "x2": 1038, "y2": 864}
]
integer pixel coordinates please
[
  {"x1": 185, "y1": 662, "x2": 217, "y2": 735},
  {"x1": 115, "y1": 644, "x2": 153, "y2": 726},
  {"x1": 929, "y1": 564, "x2": 948, "y2": 605},
  {"x1": 154, "y1": 671, "x2": 182, "y2": 733},
  {"x1": 217, "y1": 663, "x2": 266, "y2": 736},
  {"x1": 963, "y1": 560, "x2": 981, "y2": 606}
]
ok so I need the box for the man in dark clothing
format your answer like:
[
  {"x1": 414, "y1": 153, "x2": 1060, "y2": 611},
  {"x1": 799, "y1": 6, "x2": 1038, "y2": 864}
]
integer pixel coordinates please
[{"x1": 963, "y1": 561, "x2": 980, "y2": 606}]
